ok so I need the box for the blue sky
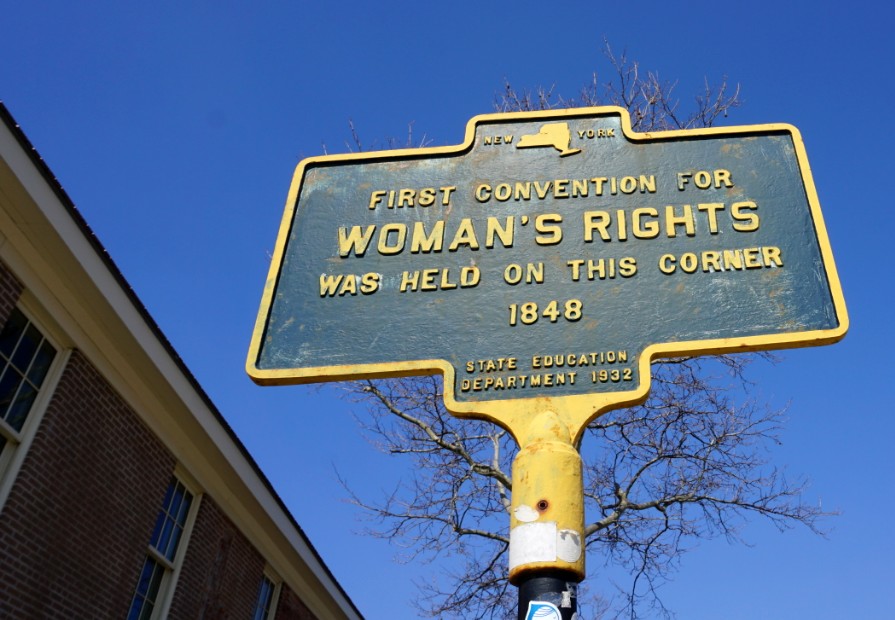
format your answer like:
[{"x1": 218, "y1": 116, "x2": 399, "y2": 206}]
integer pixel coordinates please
[{"x1": 2, "y1": 1, "x2": 892, "y2": 617}]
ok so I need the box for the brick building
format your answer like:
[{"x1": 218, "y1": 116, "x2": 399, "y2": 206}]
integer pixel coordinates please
[{"x1": 0, "y1": 103, "x2": 362, "y2": 619}]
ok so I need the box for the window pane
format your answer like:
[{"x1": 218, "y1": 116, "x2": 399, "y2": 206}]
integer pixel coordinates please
[
  {"x1": 165, "y1": 525, "x2": 183, "y2": 562},
  {"x1": 6, "y1": 383, "x2": 37, "y2": 432},
  {"x1": 131, "y1": 477, "x2": 194, "y2": 614},
  {"x1": 148, "y1": 512, "x2": 164, "y2": 550},
  {"x1": 26, "y1": 341, "x2": 57, "y2": 387},
  {"x1": 10, "y1": 323, "x2": 41, "y2": 373},
  {"x1": 0, "y1": 368, "x2": 21, "y2": 419},
  {"x1": 127, "y1": 557, "x2": 164, "y2": 620},
  {"x1": 0, "y1": 308, "x2": 56, "y2": 432},
  {"x1": 253, "y1": 576, "x2": 275, "y2": 620},
  {"x1": 135, "y1": 558, "x2": 155, "y2": 594},
  {"x1": 177, "y1": 485, "x2": 192, "y2": 525},
  {"x1": 149, "y1": 483, "x2": 175, "y2": 545},
  {"x1": 168, "y1": 486, "x2": 184, "y2": 522},
  {"x1": 144, "y1": 562, "x2": 164, "y2": 615},
  {"x1": 154, "y1": 517, "x2": 175, "y2": 558},
  {"x1": 176, "y1": 488, "x2": 192, "y2": 524},
  {"x1": 149, "y1": 478, "x2": 193, "y2": 561}
]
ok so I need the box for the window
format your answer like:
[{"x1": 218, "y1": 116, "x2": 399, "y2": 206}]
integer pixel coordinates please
[
  {"x1": 0, "y1": 306, "x2": 57, "y2": 456},
  {"x1": 252, "y1": 574, "x2": 279, "y2": 620},
  {"x1": 127, "y1": 477, "x2": 195, "y2": 620}
]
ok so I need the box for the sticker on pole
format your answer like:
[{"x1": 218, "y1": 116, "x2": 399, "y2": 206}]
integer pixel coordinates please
[
  {"x1": 524, "y1": 601, "x2": 563, "y2": 620},
  {"x1": 247, "y1": 106, "x2": 847, "y2": 424}
]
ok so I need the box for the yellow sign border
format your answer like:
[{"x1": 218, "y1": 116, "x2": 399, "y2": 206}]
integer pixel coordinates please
[{"x1": 247, "y1": 106, "x2": 848, "y2": 444}]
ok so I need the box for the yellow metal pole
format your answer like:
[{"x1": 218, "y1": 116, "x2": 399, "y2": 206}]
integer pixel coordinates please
[{"x1": 509, "y1": 410, "x2": 585, "y2": 585}]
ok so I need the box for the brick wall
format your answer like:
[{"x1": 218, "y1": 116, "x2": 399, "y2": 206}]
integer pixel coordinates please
[
  {"x1": 167, "y1": 494, "x2": 267, "y2": 619},
  {"x1": 0, "y1": 259, "x2": 23, "y2": 326},
  {"x1": 0, "y1": 259, "x2": 330, "y2": 619},
  {"x1": 275, "y1": 585, "x2": 318, "y2": 620},
  {"x1": 0, "y1": 350, "x2": 176, "y2": 618}
]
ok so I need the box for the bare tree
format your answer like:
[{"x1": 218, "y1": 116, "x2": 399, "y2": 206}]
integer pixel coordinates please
[
  {"x1": 337, "y1": 44, "x2": 829, "y2": 619},
  {"x1": 495, "y1": 41, "x2": 740, "y2": 132}
]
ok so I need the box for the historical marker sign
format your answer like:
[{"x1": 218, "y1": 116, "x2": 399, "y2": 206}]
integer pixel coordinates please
[{"x1": 247, "y1": 107, "x2": 847, "y2": 436}]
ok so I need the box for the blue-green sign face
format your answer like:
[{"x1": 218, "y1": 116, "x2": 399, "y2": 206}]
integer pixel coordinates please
[{"x1": 247, "y1": 107, "x2": 847, "y2": 420}]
